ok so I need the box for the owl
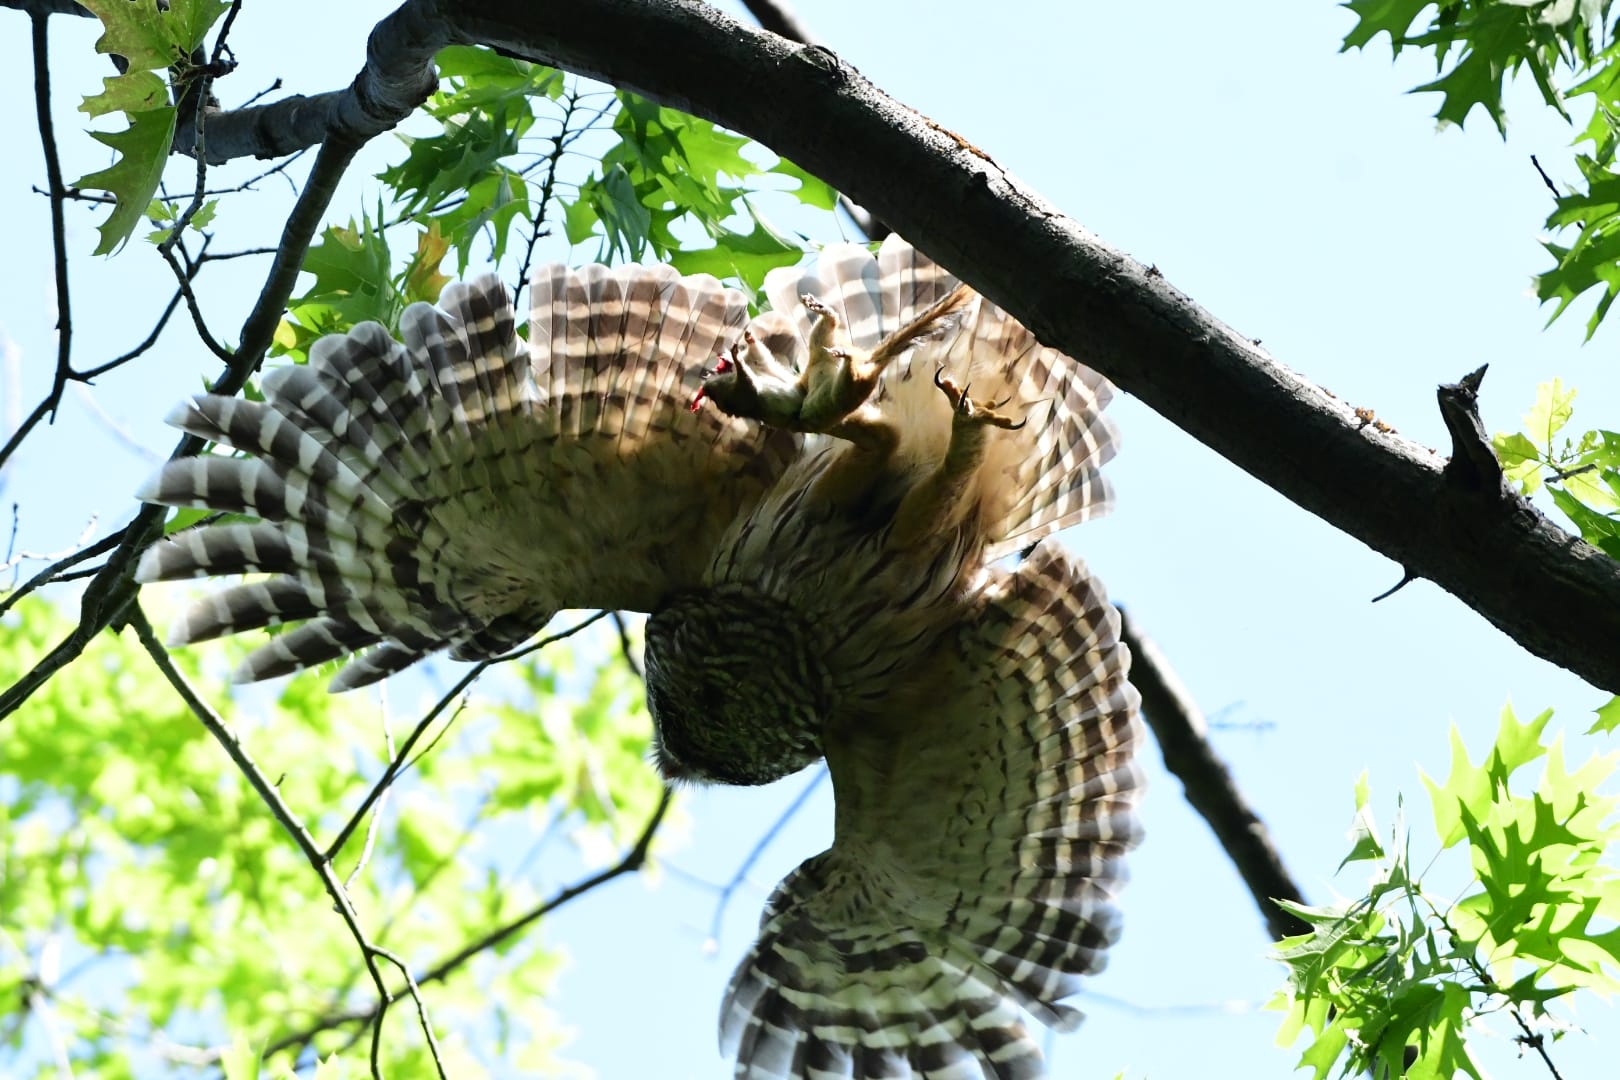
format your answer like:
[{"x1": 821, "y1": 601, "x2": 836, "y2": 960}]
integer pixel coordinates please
[{"x1": 135, "y1": 235, "x2": 1144, "y2": 1079}]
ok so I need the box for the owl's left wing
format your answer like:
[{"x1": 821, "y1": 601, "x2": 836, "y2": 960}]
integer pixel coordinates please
[
  {"x1": 721, "y1": 541, "x2": 1143, "y2": 1079},
  {"x1": 136, "y1": 265, "x2": 797, "y2": 689}
]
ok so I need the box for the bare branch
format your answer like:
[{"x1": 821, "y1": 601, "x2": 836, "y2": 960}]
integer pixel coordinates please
[
  {"x1": 130, "y1": 605, "x2": 448, "y2": 1080},
  {"x1": 0, "y1": 135, "x2": 366, "y2": 722},
  {"x1": 169, "y1": 2, "x2": 442, "y2": 162},
  {"x1": 0, "y1": 1, "x2": 92, "y2": 17},
  {"x1": 705, "y1": 766, "x2": 826, "y2": 949},
  {"x1": 260, "y1": 784, "x2": 674, "y2": 1064},
  {"x1": 1119, "y1": 609, "x2": 1310, "y2": 941},
  {"x1": 324, "y1": 610, "x2": 613, "y2": 863},
  {"x1": 0, "y1": 11, "x2": 75, "y2": 476}
]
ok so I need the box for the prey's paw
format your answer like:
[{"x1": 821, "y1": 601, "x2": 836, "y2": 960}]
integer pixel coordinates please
[
  {"x1": 933, "y1": 367, "x2": 1026, "y2": 430},
  {"x1": 801, "y1": 293, "x2": 831, "y2": 318}
]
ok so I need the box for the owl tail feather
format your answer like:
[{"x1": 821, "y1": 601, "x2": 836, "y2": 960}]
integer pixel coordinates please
[
  {"x1": 720, "y1": 542, "x2": 1144, "y2": 1079},
  {"x1": 761, "y1": 235, "x2": 1122, "y2": 564}
]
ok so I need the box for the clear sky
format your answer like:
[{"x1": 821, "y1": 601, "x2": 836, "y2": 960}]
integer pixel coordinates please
[{"x1": 1, "y1": 2, "x2": 1616, "y2": 1078}]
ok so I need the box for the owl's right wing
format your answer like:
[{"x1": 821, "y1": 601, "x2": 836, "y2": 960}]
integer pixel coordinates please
[
  {"x1": 721, "y1": 541, "x2": 1144, "y2": 1079},
  {"x1": 136, "y1": 263, "x2": 798, "y2": 690}
]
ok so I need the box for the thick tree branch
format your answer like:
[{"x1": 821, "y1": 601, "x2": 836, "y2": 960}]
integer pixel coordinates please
[
  {"x1": 438, "y1": 0, "x2": 1619, "y2": 693},
  {"x1": 1119, "y1": 611, "x2": 1309, "y2": 941}
]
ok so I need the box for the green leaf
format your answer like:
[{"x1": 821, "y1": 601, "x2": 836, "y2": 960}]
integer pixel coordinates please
[
  {"x1": 587, "y1": 163, "x2": 652, "y2": 261},
  {"x1": 74, "y1": 105, "x2": 179, "y2": 255},
  {"x1": 768, "y1": 156, "x2": 840, "y2": 211},
  {"x1": 79, "y1": 0, "x2": 179, "y2": 72},
  {"x1": 80, "y1": 71, "x2": 169, "y2": 118},
  {"x1": 78, "y1": 0, "x2": 229, "y2": 70},
  {"x1": 669, "y1": 216, "x2": 804, "y2": 293},
  {"x1": 562, "y1": 194, "x2": 600, "y2": 246},
  {"x1": 1340, "y1": 0, "x2": 1436, "y2": 53},
  {"x1": 1492, "y1": 430, "x2": 1545, "y2": 494},
  {"x1": 1525, "y1": 377, "x2": 1577, "y2": 448},
  {"x1": 166, "y1": 0, "x2": 231, "y2": 54},
  {"x1": 220, "y1": 1036, "x2": 261, "y2": 1080},
  {"x1": 1340, "y1": 771, "x2": 1386, "y2": 868},
  {"x1": 403, "y1": 221, "x2": 452, "y2": 305},
  {"x1": 1589, "y1": 696, "x2": 1620, "y2": 735}
]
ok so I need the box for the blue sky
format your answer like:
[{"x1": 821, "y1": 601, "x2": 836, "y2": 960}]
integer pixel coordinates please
[{"x1": 2, "y1": 1, "x2": 1617, "y2": 1078}]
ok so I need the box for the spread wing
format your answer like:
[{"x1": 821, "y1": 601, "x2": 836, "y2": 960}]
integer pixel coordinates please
[
  {"x1": 721, "y1": 541, "x2": 1144, "y2": 1079},
  {"x1": 136, "y1": 264, "x2": 798, "y2": 689}
]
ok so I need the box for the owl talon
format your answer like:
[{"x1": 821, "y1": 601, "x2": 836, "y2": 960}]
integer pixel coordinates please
[{"x1": 933, "y1": 368, "x2": 1024, "y2": 429}]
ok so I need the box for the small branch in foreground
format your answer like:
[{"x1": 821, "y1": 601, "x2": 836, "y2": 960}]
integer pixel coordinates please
[
  {"x1": 325, "y1": 611, "x2": 613, "y2": 863},
  {"x1": 704, "y1": 765, "x2": 825, "y2": 951},
  {"x1": 0, "y1": 134, "x2": 367, "y2": 724},
  {"x1": 0, "y1": 529, "x2": 123, "y2": 619},
  {"x1": 1118, "y1": 608, "x2": 1310, "y2": 940},
  {"x1": 0, "y1": 12, "x2": 75, "y2": 476},
  {"x1": 129, "y1": 605, "x2": 448, "y2": 1080},
  {"x1": 260, "y1": 784, "x2": 674, "y2": 1065}
]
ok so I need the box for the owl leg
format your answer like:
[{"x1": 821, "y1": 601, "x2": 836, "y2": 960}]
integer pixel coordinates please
[
  {"x1": 810, "y1": 406, "x2": 903, "y2": 506},
  {"x1": 796, "y1": 284, "x2": 974, "y2": 435},
  {"x1": 886, "y1": 371, "x2": 1024, "y2": 549}
]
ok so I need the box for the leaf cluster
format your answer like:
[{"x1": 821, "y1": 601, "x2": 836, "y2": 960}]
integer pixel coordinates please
[
  {"x1": 73, "y1": 0, "x2": 230, "y2": 254},
  {"x1": 0, "y1": 598, "x2": 665, "y2": 1077},
  {"x1": 1492, "y1": 378, "x2": 1620, "y2": 554},
  {"x1": 1273, "y1": 701, "x2": 1620, "y2": 1079},
  {"x1": 273, "y1": 47, "x2": 838, "y2": 357},
  {"x1": 564, "y1": 91, "x2": 836, "y2": 288},
  {"x1": 1337, "y1": 2, "x2": 1620, "y2": 336}
]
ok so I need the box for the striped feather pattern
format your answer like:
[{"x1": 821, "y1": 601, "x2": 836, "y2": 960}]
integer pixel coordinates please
[
  {"x1": 722, "y1": 540, "x2": 1143, "y2": 1078},
  {"x1": 757, "y1": 236, "x2": 1118, "y2": 559},
  {"x1": 137, "y1": 267, "x2": 796, "y2": 688}
]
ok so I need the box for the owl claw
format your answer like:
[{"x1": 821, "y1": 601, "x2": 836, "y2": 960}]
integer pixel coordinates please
[{"x1": 933, "y1": 367, "x2": 1024, "y2": 429}]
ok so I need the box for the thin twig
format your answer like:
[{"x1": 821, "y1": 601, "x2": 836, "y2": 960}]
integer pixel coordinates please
[
  {"x1": 260, "y1": 785, "x2": 674, "y2": 1063},
  {"x1": 706, "y1": 766, "x2": 825, "y2": 948},
  {"x1": 610, "y1": 610, "x2": 642, "y2": 678},
  {"x1": 512, "y1": 84, "x2": 581, "y2": 303},
  {"x1": 0, "y1": 13, "x2": 75, "y2": 475},
  {"x1": 0, "y1": 530, "x2": 123, "y2": 619},
  {"x1": 158, "y1": 242, "x2": 235, "y2": 363},
  {"x1": 130, "y1": 604, "x2": 447, "y2": 1080},
  {"x1": 75, "y1": 286, "x2": 187, "y2": 380},
  {"x1": 345, "y1": 696, "x2": 396, "y2": 891},
  {"x1": 1530, "y1": 154, "x2": 1561, "y2": 199},
  {"x1": 0, "y1": 135, "x2": 364, "y2": 724},
  {"x1": 324, "y1": 611, "x2": 613, "y2": 863},
  {"x1": 1433, "y1": 909, "x2": 1566, "y2": 1080}
]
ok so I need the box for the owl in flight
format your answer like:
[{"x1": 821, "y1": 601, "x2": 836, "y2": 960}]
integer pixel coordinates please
[{"x1": 137, "y1": 235, "x2": 1144, "y2": 1079}]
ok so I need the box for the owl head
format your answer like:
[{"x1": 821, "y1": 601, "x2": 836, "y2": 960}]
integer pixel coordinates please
[{"x1": 643, "y1": 587, "x2": 829, "y2": 786}]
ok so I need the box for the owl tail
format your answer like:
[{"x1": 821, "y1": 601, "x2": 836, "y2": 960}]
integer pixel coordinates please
[
  {"x1": 761, "y1": 235, "x2": 1122, "y2": 563},
  {"x1": 720, "y1": 542, "x2": 1144, "y2": 1078},
  {"x1": 134, "y1": 275, "x2": 551, "y2": 690}
]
